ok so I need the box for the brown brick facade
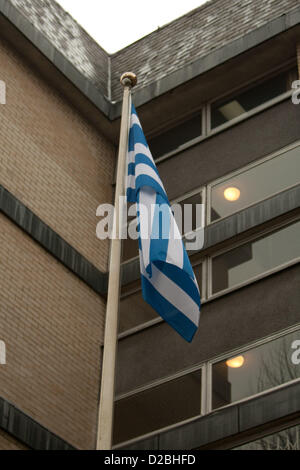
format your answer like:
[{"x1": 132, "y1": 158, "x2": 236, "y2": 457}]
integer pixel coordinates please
[
  {"x1": 0, "y1": 33, "x2": 113, "y2": 449},
  {"x1": 0, "y1": 213, "x2": 106, "y2": 449},
  {"x1": 0, "y1": 36, "x2": 115, "y2": 273}
]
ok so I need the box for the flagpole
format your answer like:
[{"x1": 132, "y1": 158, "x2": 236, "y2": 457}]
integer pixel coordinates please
[{"x1": 96, "y1": 72, "x2": 137, "y2": 451}]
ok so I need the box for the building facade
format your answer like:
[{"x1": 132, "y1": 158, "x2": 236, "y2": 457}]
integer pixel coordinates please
[{"x1": 0, "y1": 0, "x2": 299, "y2": 450}]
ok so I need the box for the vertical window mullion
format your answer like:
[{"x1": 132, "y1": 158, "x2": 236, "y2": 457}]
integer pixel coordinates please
[
  {"x1": 201, "y1": 363, "x2": 213, "y2": 416},
  {"x1": 201, "y1": 366, "x2": 207, "y2": 416}
]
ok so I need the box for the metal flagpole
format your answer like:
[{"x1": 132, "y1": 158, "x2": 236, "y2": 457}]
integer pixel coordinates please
[{"x1": 96, "y1": 72, "x2": 137, "y2": 450}]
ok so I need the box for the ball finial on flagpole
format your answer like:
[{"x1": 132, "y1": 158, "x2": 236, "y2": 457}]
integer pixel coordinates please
[{"x1": 120, "y1": 72, "x2": 137, "y2": 88}]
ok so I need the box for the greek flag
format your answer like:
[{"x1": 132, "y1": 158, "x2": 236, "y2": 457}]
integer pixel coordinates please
[{"x1": 126, "y1": 105, "x2": 201, "y2": 342}]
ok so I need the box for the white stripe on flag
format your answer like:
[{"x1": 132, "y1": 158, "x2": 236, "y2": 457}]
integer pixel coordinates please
[
  {"x1": 130, "y1": 114, "x2": 141, "y2": 128},
  {"x1": 140, "y1": 254, "x2": 199, "y2": 327},
  {"x1": 139, "y1": 187, "x2": 156, "y2": 268},
  {"x1": 134, "y1": 143, "x2": 154, "y2": 162},
  {"x1": 126, "y1": 174, "x2": 135, "y2": 191},
  {"x1": 165, "y1": 207, "x2": 184, "y2": 268},
  {"x1": 136, "y1": 164, "x2": 165, "y2": 189},
  {"x1": 127, "y1": 150, "x2": 135, "y2": 165}
]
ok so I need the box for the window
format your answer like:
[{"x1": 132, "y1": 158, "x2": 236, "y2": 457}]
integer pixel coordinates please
[
  {"x1": 211, "y1": 220, "x2": 300, "y2": 296},
  {"x1": 119, "y1": 288, "x2": 158, "y2": 333},
  {"x1": 209, "y1": 143, "x2": 300, "y2": 223},
  {"x1": 234, "y1": 424, "x2": 300, "y2": 450},
  {"x1": 210, "y1": 67, "x2": 297, "y2": 130},
  {"x1": 114, "y1": 328, "x2": 300, "y2": 446},
  {"x1": 114, "y1": 370, "x2": 202, "y2": 445},
  {"x1": 148, "y1": 113, "x2": 202, "y2": 160},
  {"x1": 119, "y1": 262, "x2": 203, "y2": 334},
  {"x1": 212, "y1": 329, "x2": 300, "y2": 410}
]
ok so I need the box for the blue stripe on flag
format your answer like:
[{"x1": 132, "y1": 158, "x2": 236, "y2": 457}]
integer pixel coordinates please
[
  {"x1": 141, "y1": 274, "x2": 198, "y2": 343},
  {"x1": 126, "y1": 188, "x2": 136, "y2": 203},
  {"x1": 135, "y1": 154, "x2": 158, "y2": 173},
  {"x1": 129, "y1": 125, "x2": 148, "y2": 151},
  {"x1": 154, "y1": 261, "x2": 200, "y2": 307},
  {"x1": 128, "y1": 163, "x2": 135, "y2": 176},
  {"x1": 135, "y1": 175, "x2": 168, "y2": 202}
]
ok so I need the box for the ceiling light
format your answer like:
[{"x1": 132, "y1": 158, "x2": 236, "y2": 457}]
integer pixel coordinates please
[
  {"x1": 219, "y1": 100, "x2": 246, "y2": 120},
  {"x1": 224, "y1": 187, "x2": 241, "y2": 202},
  {"x1": 226, "y1": 356, "x2": 245, "y2": 368}
]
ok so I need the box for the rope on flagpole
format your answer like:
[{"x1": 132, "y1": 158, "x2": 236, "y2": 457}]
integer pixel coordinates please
[{"x1": 96, "y1": 72, "x2": 137, "y2": 450}]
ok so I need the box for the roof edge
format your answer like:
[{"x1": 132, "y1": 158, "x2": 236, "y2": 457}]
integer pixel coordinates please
[{"x1": 0, "y1": 0, "x2": 300, "y2": 121}]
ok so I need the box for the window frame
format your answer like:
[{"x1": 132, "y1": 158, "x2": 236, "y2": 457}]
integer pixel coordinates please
[
  {"x1": 207, "y1": 61, "x2": 297, "y2": 134},
  {"x1": 114, "y1": 363, "x2": 206, "y2": 448},
  {"x1": 153, "y1": 60, "x2": 297, "y2": 165},
  {"x1": 147, "y1": 106, "x2": 206, "y2": 164},
  {"x1": 206, "y1": 140, "x2": 300, "y2": 225},
  {"x1": 207, "y1": 324, "x2": 300, "y2": 414},
  {"x1": 113, "y1": 324, "x2": 300, "y2": 449},
  {"x1": 207, "y1": 215, "x2": 300, "y2": 301},
  {"x1": 119, "y1": 215, "x2": 300, "y2": 339}
]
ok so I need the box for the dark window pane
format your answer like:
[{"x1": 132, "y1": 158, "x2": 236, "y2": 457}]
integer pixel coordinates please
[
  {"x1": 122, "y1": 237, "x2": 139, "y2": 262},
  {"x1": 193, "y1": 264, "x2": 202, "y2": 292},
  {"x1": 211, "y1": 69, "x2": 296, "y2": 129},
  {"x1": 211, "y1": 145, "x2": 300, "y2": 222},
  {"x1": 114, "y1": 371, "x2": 202, "y2": 444},
  {"x1": 148, "y1": 114, "x2": 202, "y2": 159},
  {"x1": 119, "y1": 291, "x2": 158, "y2": 333},
  {"x1": 212, "y1": 330, "x2": 300, "y2": 410},
  {"x1": 212, "y1": 221, "x2": 300, "y2": 295}
]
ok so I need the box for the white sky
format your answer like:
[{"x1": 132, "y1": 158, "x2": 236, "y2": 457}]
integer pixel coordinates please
[{"x1": 55, "y1": 0, "x2": 208, "y2": 53}]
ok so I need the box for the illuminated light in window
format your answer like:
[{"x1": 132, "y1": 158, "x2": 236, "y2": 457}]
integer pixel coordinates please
[
  {"x1": 224, "y1": 187, "x2": 241, "y2": 202},
  {"x1": 226, "y1": 356, "x2": 245, "y2": 368}
]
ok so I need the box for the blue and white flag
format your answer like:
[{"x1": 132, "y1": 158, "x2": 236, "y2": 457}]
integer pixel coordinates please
[{"x1": 126, "y1": 105, "x2": 201, "y2": 342}]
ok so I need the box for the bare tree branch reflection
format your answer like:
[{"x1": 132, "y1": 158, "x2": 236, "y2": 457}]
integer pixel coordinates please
[{"x1": 241, "y1": 336, "x2": 300, "y2": 450}]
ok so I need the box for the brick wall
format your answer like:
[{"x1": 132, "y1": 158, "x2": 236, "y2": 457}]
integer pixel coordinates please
[
  {"x1": 0, "y1": 31, "x2": 114, "y2": 449},
  {"x1": 0, "y1": 429, "x2": 28, "y2": 450},
  {"x1": 0, "y1": 213, "x2": 106, "y2": 449},
  {"x1": 112, "y1": 0, "x2": 300, "y2": 101},
  {"x1": 0, "y1": 36, "x2": 115, "y2": 273}
]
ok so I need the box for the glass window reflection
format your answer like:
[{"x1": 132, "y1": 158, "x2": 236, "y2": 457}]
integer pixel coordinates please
[
  {"x1": 114, "y1": 370, "x2": 202, "y2": 445},
  {"x1": 148, "y1": 113, "x2": 202, "y2": 160},
  {"x1": 212, "y1": 330, "x2": 300, "y2": 410},
  {"x1": 210, "y1": 145, "x2": 300, "y2": 223},
  {"x1": 212, "y1": 221, "x2": 300, "y2": 295},
  {"x1": 211, "y1": 68, "x2": 297, "y2": 129}
]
